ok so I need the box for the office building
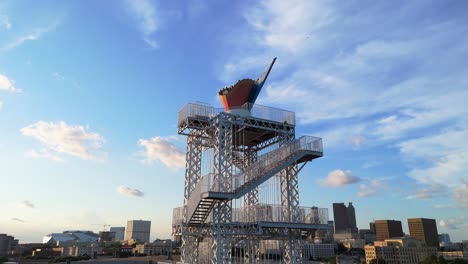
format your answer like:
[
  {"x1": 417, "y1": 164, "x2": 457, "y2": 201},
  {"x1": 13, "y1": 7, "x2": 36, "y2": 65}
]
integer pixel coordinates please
[
  {"x1": 370, "y1": 222, "x2": 376, "y2": 233},
  {"x1": 439, "y1": 233, "x2": 451, "y2": 244},
  {"x1": 98, "y1": 231, "x2": 115, "y2": 242},
  {"x1": 375, "y1": 220, "x2": 403, "y2": 241},
  {"x1": 333, "y1": 202, "x2": 358, "y2": 238},
  {"x1": 110, "y1": 227, "x2": 125, "y2": 241},
  {"x1": 360, "y1": 229, "x2": 376, "y2": 244},
  {"x1": 0, "y1": 234, "x2": 18, "y2": 256},
  {"x1": 365, "y1": 237, "x2": 437, "y2": 264},
  {"x1": 408, "y1": 218, "x2": 439, "y2": 248},
  {"x1": 302, "y1": 243, "x2": 335, "y2": 260},
  {"x1": 125, "y1": 220, "x2": 151, "y2": 243}
]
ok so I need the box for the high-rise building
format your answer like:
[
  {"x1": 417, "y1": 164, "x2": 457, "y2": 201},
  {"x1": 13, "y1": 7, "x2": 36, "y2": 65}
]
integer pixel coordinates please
[
  {"x1": 375, "y1": 220, "x2": 403, "y2": 241},
  {"x1": 333, "y1": 202, "x2": 358, "y2": 237},
  {"x1": 370, "y1": 222, "x2": 376, "y2": 233},
  {"x1": 125, "y1": 220, "x2": 151, "y2": 243},
  {"x1": 110, "y1": 227, "x2": 125, "y2": 241},
  {"x1": 438, "y1": 233, "x2": 451, "y2": 244},
  {"x1": 408, "y1": 218, "x2": 439, "y2": 248}
]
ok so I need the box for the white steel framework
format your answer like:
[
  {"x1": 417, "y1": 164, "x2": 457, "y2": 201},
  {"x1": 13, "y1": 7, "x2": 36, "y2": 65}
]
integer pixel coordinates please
[{"x1": 173, "y1": 102, "x2": 325, "y2": 264}]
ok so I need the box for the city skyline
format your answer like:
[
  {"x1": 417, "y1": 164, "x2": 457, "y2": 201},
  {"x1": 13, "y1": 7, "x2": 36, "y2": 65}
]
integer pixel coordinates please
[{"x1": 1, "y1": 0, "x2": 467, "y2": 243}]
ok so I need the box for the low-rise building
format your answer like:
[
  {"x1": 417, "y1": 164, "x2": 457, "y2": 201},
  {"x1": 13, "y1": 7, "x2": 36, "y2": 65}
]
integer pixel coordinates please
[
  {"x1": 341, "y1": 238, "x2": 366, "y2": 249},
  {"x1": 438, "y1": 251, "x2": 468, "y2": 261},
  {"x1": 134, "y1": 239, "x2": 172, "y2": 256},
  {"x1": 302, "y1": 242, "x2": 335, "y2": 260},
  {"x1": 365, "y1": 237, "x2": 437, "y2": 264}
]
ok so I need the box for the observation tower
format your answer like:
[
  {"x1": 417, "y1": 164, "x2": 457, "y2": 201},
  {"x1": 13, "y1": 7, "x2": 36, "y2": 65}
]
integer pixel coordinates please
[{"x1": 173, "y1": 58, "x2": 326, "y2": 264}]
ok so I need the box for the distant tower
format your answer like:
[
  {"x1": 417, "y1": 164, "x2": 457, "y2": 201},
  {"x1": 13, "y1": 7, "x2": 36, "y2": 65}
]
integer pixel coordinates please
[
  {"x1": 110, "y1": 227, "x2": 125, "y2": 241},
  {"x1": 408, "y1": 218, "x2": 439, "y2": 248},
  {"x1": 333, "y1": 202, "x2": 358, "y2": 238},
  {"x1": 125, "y1": 220, "x2": 151, "y2": 243},
  {"x1": 172, "y1": 58, "x2": 325, "y2": 264},
  {"x1": 375, "y1": 220, "x2": 403, "y2": 241}
]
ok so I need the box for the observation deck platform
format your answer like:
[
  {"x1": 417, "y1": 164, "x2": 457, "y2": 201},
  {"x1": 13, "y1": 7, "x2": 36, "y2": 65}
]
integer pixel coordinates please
[{"x1": 177, "y1": 103, "x2": 296, "y2": 147}]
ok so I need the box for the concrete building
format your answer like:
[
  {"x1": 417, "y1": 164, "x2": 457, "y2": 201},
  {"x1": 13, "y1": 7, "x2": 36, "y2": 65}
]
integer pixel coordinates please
[
  {"x1": 110, "y1": 227, "x2": 125, "y2": 241},
  {"x1": 98, "y1": 231, "x2": 115, "y2": 242},
  {"x1": 439, "y1": 233, "x2": 451, "y2": 244},
  {"x1": 134, "y1": 239, "x2": 172, "y2": 256},
  {"x1": 340, "y1": 238, "x2": 366, "y2": 249},
  {"x1": 408, "y1": 218, "x2": 439, "y2": 248},
  {"x1": 370, "y1": 222, "x2": 376, "y2": 233},
  {"x1": 375, "y1": 220, "x2": 404, "y2": 241},
  {"x1": 302, "y1": 243, "x2": 335, "y2": 260},
  {"x1": 0, "y1": 234, "x2": 18, "y2": 256},
  {"x1": 125, "y1": 220, "x2": 151, "y2": 243},
  {"x1": 365, "y1": 237, "x2": 437, "y2": 264},
  {"x1": 333, "y1": 202, "x2": 358, "y2": 238},
  {"x1": 438, "y1": 251, "x2": 468, "y2": 261},
  {"x1": 360, "y1": 229, "x2": 376, "y2": 244},
  {"x1": 55, "y1": 243, "x2": 102, "y2": 257}
]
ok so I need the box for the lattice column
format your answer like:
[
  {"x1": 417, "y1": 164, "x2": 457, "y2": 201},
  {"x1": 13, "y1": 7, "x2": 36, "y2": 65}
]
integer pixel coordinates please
[
  {"x1": 181, "y1": 132, "x2": 202, "y2": 264},
  {"x1": 279, "y1": 132, "x2": 302, "y2": 264},
  {"x1": 244, "y1": 149, "x2": 258, "y2": 207},
  {"x1": 283, "y1": 236, "x2": 302, "y2": 264},
  {"x1": 183, "y1": 132, "x2": 202, "y2": 203},
  {"x1": 181, "y1": 231, "x2": 199, "y2": 264},
  {"x1": 244, "y1": 237, "x2": 260, "y2": 264},
  {"x1": 211, "y1": 114, "x2": 233, "y2": 264}
]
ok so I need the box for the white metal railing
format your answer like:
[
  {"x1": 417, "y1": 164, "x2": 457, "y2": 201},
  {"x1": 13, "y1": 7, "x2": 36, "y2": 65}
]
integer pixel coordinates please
[
  {"x1": 228, "y1": 136, "x2": 322, "y2": 193},
  {"x1": 185, "y1": 136, "x2": 322, "y2": 222},
  {"x1": 177, "y1": 102, "x2": 296, "y2": 127},
  {"x1": 172, "y1": 206, "x2": 184, "y2": 226},
  {"x1": 185, "y1": 173, "x2": 213, "y2": 222},
  {"x1": 173, "y1": 205, "x2": 328, "y2": 225}
]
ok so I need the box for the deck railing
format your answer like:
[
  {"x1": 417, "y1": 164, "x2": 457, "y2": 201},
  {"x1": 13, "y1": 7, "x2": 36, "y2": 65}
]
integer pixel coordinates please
[
  {"x1": 177, "y1": 102, "x2": 296, "y2": 127},
  {"x1": 173, "y1": 205, "x2": 328, "y2": 226}
]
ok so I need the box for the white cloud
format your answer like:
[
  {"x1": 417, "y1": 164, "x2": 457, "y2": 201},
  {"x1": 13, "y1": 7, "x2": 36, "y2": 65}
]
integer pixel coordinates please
[
  {"x1": 124, "y1": 0, "x2": 159, "y2": 49},
  {"x1": 5, "y1": 21, "x2": 59, "y2": 50},
  {"x1": 439, "y1": 217, "x2": 468, "y2": 230},
  {"x1": 453, "y1": 183, "x2": 468, "y2": 208},
  {"x1": 138, "y1": 136, "x2": 185, "y2": 169},
  {"x1": 243, "y1": 0, "x2": 333, "y2": 53},
  {"x1": 319, "y1": 169, "x2": 361, "y2": 187},
  {"x1": 21, "y1": 121, "x2": 105, "y2": 160},
  {"x1": 51, "y1": 72, "x2": 65, "y2": 81},
  {"x1": 349, "y1": 135, "x2": 366, "y2": 148},
  {"x1": 117, "y1": 185, "x2": 144, "y2": 197},
  {"x1": 358, "y1": 180, "x2": 383, "y2": 197},
  {"x1": 0, "y1": 14, "x2": 11, "y2": 30},
  {"x1": 406, "y1": 185, "x2": 447, "y2": 200},
  {"x1": 399, "y1": 129, "x2": 468, "y2": 188},
  {"x1": 25, "y1": 148, "x2": 64, "y2": 162},
  {"x1": 11, "y1": 218, "x2": 25, "y2": 223},
  {"x1": 19, "y1": 200, "x2": 35, "y2": 209},
  {"x1": 0, "y1": 73, "x2": 19, "y2": 92}
]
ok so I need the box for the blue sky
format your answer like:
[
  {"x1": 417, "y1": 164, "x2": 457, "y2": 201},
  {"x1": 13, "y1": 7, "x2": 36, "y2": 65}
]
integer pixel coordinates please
[{"x1": 1, "y1": 0, "x2": 467, "y2": 243}]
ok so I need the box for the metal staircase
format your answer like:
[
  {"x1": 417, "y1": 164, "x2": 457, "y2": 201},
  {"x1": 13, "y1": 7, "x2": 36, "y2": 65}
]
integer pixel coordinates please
[{"x1": 186, "y1": 136, "x2": 322, "y2": 225}]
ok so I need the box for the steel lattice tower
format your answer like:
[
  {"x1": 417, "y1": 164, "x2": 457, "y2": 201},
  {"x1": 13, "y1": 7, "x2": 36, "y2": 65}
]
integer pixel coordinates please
[{"x1": 172, "y1": 59, "x2": 326, "y2": 264}]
